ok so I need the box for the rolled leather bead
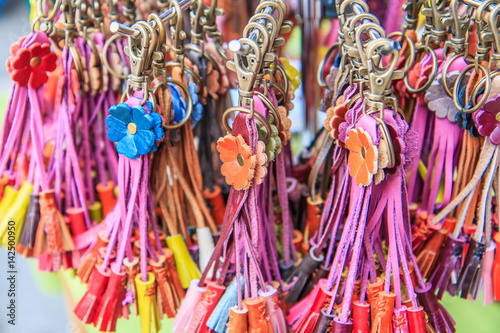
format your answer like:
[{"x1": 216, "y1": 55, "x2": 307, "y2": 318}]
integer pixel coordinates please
[
  {"x1": 406, "y1": 307, "x2": 427, "y2": 333},
  {"x1": 371, "y1": 293, "x2": 395, "y2": 333},
  {"x1": 367, "y1": 277, "x2": 384, "y2": 325},
  {"x1": 331, "y1": 317, "x2": 353, "y2": 333},
  {"x1": 303, "y1": 263, "x2": 330, "y2": 297},
  {"x1": 392, "y1": 307, "x2": 409, "y2": 333},
  {"x1": 352, "y1": 301, "x2": 370, "y2": 333},
  {"x1": 313, "y1": 308, "x2": 336, "y2": 333},
  {"x1": 227, "y1": 306, "x2": 248, "y2": 333},
  {"x1": 246, "y1": 296, "x2": 271, "y2": 333}
]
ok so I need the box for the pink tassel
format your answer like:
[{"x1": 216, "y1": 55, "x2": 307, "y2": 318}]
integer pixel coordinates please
[
  {"x1": 185, "y1": 281, "x2": 226, "y2": 333},
  {"x1": 173, "y1": 279, "x2": 206, "y2": 333}
]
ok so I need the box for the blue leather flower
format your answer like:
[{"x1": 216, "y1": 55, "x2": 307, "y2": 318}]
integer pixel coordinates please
[
  {"x1": 187, "y1": 74, "x2": 203, "y2": 124},
  {"x1": 106, "y1": 101, "x2": 164, "y2": 159}
]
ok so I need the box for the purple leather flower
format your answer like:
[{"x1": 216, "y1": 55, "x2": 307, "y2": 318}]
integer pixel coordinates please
[{"x1": 473, "y1": 94, "x2": 500, "y2": 145}]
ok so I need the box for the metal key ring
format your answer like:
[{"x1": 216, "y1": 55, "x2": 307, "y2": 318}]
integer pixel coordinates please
[
  {"x1": 255, "y1": 91, "x2": 282, "y2": 131},
  {"x1": 453, "y1": 63, "x2": 491, "y2": 113},
  {"x1": 103, "y1": 34, "x2": 128, "y2": 80},
  {"x1": 388, "y1": 31, "x2": 416, "y2": 75},
  {"x1": 222, "y1": 107, "x2": 272, "y2": 142},
  {"x1": 441, "y1": 53, "x2": 466, "y2": 98},
  {"x1": 470, "y1": 69, "x2": 500, "y2": 107},
  {"x1": 404, "y1": 44, "x2": 438, "y2": 94},
  {"x1": 162, "y1": 79, "x2": 193, "y2": 129},
  {"x1": 318, "y1": 43, "x2": 340, "y2": 88}
]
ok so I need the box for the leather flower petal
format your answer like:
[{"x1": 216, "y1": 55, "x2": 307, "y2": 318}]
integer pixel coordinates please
[
  {"x1": 217, "y1": 134, "x2": 258, "y2": 190},
  {"x1": 346, "y1": 128, "x2": 379, "y2": 187}
]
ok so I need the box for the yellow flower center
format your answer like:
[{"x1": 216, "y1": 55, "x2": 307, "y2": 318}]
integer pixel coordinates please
[
  {"x1": 496, "y1": 113, "x2": 500, "y2": 123},
  {"x1": 237, "y1": 154, "x2": 245, "y2": 166},
  {"x1": 361, "y1": 146, "x2": 367, "y2": 159},
  {"x1": 128, "y1": 122, "x2": 137, "y2": 135},
  {"x1": 30, "y1": 57, "x2": 41, "y2": 67}
]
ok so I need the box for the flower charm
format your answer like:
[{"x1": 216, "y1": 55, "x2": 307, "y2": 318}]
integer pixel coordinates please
[
  {"x1": 188, "y1": 74, "x2": 203, "y2": 124},
  {"x1": 216, "y1": 134, "x2": 268, "y2": 190},
  {"x1": 425, "y1": 73, "x2": 460, "y2": 122},
  {"x1": 345, "y1": 128, "x2": 378, "y2": 186},
  {"x1": 325, "y1": 99, "x2": 348, "y2": 141},
  {"x1": 9, "y1": 42, "x2": 57, "y2": 89},
  {"x1": 473, "y1": 93, "x2": 500, "y2": 144},
  {"x1": 106, "y1": 101, "x2": 164, "y2": 159},
  {"x1": 277, "y1": 106, "x2": 292, "y2": 144}
]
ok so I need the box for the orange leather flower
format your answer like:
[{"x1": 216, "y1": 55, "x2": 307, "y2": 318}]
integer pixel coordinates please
[
  {"x1": 254, "y1": 140, "x2": 268, "y2": 185},
  {"x1": 277, "y1": 106, "x2": 292, "y2": 144},
  {"x1": 345, "y1": 128, "x2": 378, "y2": 186},
  {"x1": 217, "y1": 134, "x2": 257, "y2": 190}
]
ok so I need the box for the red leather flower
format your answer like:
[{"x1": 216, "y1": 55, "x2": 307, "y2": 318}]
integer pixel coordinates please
[
  {"x1": 9, "y1": 42, "x2": 57, "y2": 89},
  {"x1": 6, "y1": 36, "x2": 26, "y2": 73}
]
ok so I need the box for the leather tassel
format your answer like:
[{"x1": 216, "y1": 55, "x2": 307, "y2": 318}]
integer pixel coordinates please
[
  {"x1": 416, "y1": 230, "x2": 446, "y2": 279},
  {"x1": 135, "y1": 272, "x2": 161, "y2": 333},
  {"x1": 93, "y1": 267, "x2": 126, "y2": 332},
  {"x1": 352, "y1": 301, "x2": 370, "y2": 333},
  {"x1": 287, "y1": 278, "x2": 323, "y2": 329},
  {"x1": 77, "y1": 231, "x2": 109, "y2": 283},
  {"x1": 481, "y1": 242, "x2": 495, "y2": 305},
  {"x1": 313, "y1": 308, "x2": 336, "y2": 333},
  {"x1": 416, "y1": 283, "x2": 455, "y2": 333},
  {"x1": 207, "y1": 279, "x2": 240, "y2": 333},
  {"x1": 197, "y1": 226, "x2": 215, "y2": 273},
  {"x1": 367, "y1": 277, "x2": 384, "y2": 325},
  {"x1": 246, "y1": 296, "x2": 271, "y2": 333},
  {"x1": 74, "y1": 266, "x2": 110, "y2": 324},
  {"x1": 185, "y1": 281, "x2": 226, "y2": 333},
  {"x1": 492, "y1": 233, "x2": 500, "y2": 301},
  {"x1": 285, "y1": 250, "x2": 324, "y2": 304},
  {"x1": 203, "y1": 185, "x2": 226, "y2": 226},
  {"x1": 456, "y1": 239, "x2": 486, "y2": 299},
  {"x1": 0, "y1": 182, "x2": 32, "y2": 245},
  {"x1": 259, "y1": 285, "x2": 288, "y2": 333},
  {"x1": 96, "y1": 180, "x2": 117, "y2": 218},
  {"x1": 150, "y1": 255, "x2": 178, "y2": 319},
  {"x1": 371, "y1": 293, "x2": 395, "y2": 333},
  {"x1": 227, "y1": 306, "x2": 249, "y2": 333},
  {"x1": 34, "y1": 190, "x2": 75, "y2": 270},
  {"x1": 331, "y1": 317, "x2": 353, "y2": 333},
  {"x1": 429, "y1": 235, "x2": 465, "y2": 299},
  {"x1": 393, "y1": 307, "x2": 409, "y2": 333},
  {"x1": 295, "y1": 283, "x2": 334, "y2": 333},
  {"x1": 167, "y1": 234, "x2": 201, "y2": 288},
  {"x1": 174, "y1": 279, "x2": 206, "y2": 333},
  {"x1": 122, "y1": 256, "x2": 139, "y2": 319},
  {"x1": 406, "y1": 307, "x2": 429, "y2": 333},
  {"x1": 16, "y1": 194, "x2": 40, "y2": 257}
]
